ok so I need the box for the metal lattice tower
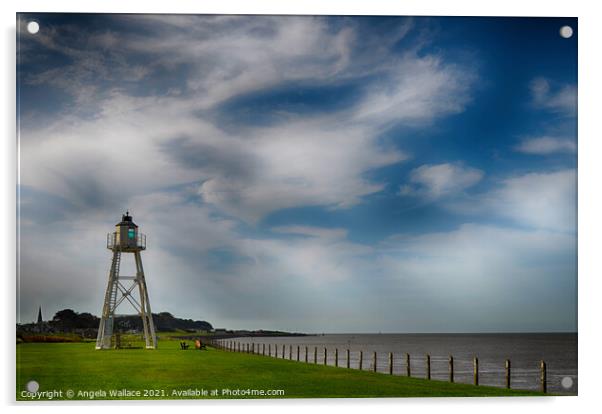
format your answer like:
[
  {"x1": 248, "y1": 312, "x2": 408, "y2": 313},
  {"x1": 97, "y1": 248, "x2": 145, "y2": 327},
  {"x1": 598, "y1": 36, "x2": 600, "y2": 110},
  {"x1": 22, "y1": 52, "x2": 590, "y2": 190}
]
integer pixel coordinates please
[{"x1": 96, "y1": 212, "x2": 157, "y2": 349}]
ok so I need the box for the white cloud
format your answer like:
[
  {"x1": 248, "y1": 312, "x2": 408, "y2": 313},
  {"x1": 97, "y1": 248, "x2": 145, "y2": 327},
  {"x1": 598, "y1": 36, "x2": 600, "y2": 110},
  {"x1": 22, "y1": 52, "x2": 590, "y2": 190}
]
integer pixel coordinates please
[
  {"x1": 401, "y1": 163, "x2": 484, "y2": 199},
  {"x1": 450, "y1": 169, "x2": 576, "y2": 232},
  {"x1": 488, "y1": 169, "x2": 576, "y2": 231},
  {"x1": 354, "y1": 55, "x2": 475, "y2": 127},
  {"x1": 530, "y1": 77, "x2": 577, "y2": 116},
  {"x1": 271, "y1": 226, "x2": 348, "y2": 239},
  {"x1": 514, "y1": 136, "x2": 576, "y2": 155},
  {"x1": 20, "y1": 17, "x2": 475, "y2": 224},
  {"x1": 378, "y1": 223, "x2": 576, "y2": 331}
]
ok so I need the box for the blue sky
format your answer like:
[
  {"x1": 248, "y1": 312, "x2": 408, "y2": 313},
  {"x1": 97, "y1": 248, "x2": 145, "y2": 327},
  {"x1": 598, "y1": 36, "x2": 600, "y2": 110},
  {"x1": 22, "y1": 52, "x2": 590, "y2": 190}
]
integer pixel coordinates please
[{"x1": 17, "y1": 14, "x2": 577, "y2": 332}]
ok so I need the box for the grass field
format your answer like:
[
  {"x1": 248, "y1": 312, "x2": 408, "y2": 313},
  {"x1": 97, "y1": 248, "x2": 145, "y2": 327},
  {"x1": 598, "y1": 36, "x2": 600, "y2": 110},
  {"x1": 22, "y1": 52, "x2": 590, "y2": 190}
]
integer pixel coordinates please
[{"x1": 16, "y1": 340, "x2": 545, "y2": 400}]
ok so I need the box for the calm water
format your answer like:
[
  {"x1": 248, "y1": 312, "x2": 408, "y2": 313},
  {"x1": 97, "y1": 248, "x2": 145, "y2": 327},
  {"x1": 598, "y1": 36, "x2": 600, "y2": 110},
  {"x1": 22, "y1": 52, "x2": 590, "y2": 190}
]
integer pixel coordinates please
[{"x1": 226, "y1": 333, "x2": 577, "y2": 395}]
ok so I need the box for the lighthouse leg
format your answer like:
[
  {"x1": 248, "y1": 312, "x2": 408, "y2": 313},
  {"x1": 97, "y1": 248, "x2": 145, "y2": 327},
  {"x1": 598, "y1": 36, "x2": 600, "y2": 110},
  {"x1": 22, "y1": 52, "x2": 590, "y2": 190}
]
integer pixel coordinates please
[{"x1": 135, "y1": 251, "x2": 157, "y2": 349}]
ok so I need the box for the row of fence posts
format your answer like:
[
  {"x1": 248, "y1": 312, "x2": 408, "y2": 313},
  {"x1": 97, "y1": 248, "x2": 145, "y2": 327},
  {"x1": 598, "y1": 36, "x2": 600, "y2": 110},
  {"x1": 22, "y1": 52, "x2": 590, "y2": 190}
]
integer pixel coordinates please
[{"x1": 209, "y1": 339, "x2": 547, "y2": 393}]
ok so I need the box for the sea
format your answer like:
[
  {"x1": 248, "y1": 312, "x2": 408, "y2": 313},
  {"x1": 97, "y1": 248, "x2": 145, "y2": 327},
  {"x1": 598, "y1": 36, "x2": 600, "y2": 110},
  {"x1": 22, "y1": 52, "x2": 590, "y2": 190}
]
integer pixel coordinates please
[{"x1": 228, "y1": 333, "x2": 577, "y2": 395}]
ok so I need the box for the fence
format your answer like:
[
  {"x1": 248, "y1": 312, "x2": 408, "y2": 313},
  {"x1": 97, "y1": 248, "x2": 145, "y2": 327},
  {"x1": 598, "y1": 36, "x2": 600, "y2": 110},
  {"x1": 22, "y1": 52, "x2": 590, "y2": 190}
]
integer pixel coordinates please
[{"x1": 207, "y1": 339, "x2": 551, "y2": 393}]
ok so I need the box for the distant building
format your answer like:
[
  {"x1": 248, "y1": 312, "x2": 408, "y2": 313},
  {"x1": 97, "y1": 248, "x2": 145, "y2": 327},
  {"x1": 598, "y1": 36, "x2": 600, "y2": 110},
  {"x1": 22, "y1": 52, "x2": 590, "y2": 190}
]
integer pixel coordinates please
[{"x1": 36, "y1": 306, "x2": 43, "y2": 325}]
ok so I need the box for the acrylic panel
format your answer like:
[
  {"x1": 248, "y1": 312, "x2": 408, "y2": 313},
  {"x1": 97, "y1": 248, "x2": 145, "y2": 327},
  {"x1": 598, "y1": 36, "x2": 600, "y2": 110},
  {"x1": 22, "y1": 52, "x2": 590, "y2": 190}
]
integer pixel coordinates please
[{"x1": 16, "y1": 14, "x2": 577, "y2": 401}]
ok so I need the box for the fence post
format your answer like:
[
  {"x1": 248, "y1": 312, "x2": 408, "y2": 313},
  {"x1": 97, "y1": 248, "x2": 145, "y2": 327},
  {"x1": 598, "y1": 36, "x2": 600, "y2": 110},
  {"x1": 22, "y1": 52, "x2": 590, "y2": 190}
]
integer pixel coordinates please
[
  {"x1": 449, "y1": 355, "x2": 454, "y2": 383},
  {"x1": 297, "y1": 346, "x2": 300, "y2": 361},
  {"x1": 347, "y1": 349, "x2": 350, "y2": 368},
  {"x1": 268, "y1": 343, "x2": 271, "y2": 357},
  {"x1": 335, "y1": 348, "x2": 339, "y2": 367},
  {"x1": 505, "y1": 359, "x2": 511, "y2": 389},
  {"x1": 389, "y1": 352, "x2": 393, "y2": 375},
  {"x1": 324, "y1": 348, "x2": 327, "y2": 365},
  {"x1": 426, "y1": 354, "x2": 431, "y2": 380},
  {"x1": 314, "y1": 346, "x2": 317, "y2": 364},
  {"x1": 252, "y1": 343, "x2": 255, "y2": 354},
  {"x1": 262, "y1": 343, "x2": 265, "y2": 356},
  {"x1": 289, "y1": 345, "x2": 292, "y2": 360},
  {"x1": 373, "y1": 351, "x2": 377, "y2": 372},
  {"x1": 540, "y1": 360, "x2": 547, "y2": 393},
  {"x1": 305, "y1": 346, "x2": 308, "y2": 363},
  {"x1": 282, "y1": 345, "x2": 286, "y2": 359},
  {"x1": 406, "y1": 353, "x2": 411, "y2": 377},
  {"x1": 473, "y1": 357, "x2": 479, "y2": 386},
  {"x1": 359, "y1": 351, "x2": 363, "y2": 370}
]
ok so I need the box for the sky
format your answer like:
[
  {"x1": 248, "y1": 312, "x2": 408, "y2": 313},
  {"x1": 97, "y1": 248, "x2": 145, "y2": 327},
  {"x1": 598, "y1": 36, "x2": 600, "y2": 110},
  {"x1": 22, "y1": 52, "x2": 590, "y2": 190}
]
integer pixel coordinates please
[{"x1": 17, "y1": 14, "x2": 577, "y2": 333}]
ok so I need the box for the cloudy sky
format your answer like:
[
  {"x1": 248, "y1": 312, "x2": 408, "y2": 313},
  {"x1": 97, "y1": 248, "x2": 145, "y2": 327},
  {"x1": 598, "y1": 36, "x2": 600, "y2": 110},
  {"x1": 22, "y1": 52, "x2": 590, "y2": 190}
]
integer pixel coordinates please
[{"x1": 17, "y1": 14, "x2": 577, "y2": 333}]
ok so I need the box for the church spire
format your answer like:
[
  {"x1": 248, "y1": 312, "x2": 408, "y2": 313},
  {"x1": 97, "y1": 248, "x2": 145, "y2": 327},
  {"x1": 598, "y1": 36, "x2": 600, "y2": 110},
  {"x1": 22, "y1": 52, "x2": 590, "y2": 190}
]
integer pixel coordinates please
[{"x1": 37, "y1": 306, "x2": 43, "y2": 324}]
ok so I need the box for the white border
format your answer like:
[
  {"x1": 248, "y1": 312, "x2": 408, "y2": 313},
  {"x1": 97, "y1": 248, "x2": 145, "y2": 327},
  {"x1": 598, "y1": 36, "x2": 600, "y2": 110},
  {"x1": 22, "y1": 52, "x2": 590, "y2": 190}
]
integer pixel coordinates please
[{"x1": 3, "y1": 1, "x2": 601, "y2": 414}]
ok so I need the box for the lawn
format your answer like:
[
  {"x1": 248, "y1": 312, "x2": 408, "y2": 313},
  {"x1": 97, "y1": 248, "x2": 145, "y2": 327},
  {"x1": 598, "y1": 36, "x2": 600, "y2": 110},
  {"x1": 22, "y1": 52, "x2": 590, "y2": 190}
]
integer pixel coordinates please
[{"x1": 16, "y1": 340, "x2": 545, "y2": 400}]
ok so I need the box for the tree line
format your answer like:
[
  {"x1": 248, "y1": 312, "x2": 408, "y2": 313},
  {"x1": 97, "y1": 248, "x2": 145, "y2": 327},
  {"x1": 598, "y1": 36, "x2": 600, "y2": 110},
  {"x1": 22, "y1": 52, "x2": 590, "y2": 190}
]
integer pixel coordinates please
[{"x1": 27, "y1": 309, "x2": 213, "y2": 333}]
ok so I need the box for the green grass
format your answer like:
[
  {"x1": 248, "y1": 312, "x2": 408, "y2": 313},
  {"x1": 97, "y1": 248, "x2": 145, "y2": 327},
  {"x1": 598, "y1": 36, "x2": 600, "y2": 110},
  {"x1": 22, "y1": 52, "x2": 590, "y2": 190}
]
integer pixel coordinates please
[{"x1": 16, "y1": 341, "x2": 545, "y2": 400}]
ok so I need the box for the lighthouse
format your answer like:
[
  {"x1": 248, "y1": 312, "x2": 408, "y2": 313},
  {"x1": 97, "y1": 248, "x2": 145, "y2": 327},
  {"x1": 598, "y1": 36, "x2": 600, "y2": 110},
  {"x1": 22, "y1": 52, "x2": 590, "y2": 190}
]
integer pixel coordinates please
[{"x1": 96, "y1": 212, "x2": 157, "y2": 349}]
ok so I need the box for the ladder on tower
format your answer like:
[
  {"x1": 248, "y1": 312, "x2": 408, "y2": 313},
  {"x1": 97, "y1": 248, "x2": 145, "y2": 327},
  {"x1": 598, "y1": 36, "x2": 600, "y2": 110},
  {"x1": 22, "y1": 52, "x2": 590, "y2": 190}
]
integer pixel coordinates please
[{"x1": 108, "y1": 251, "x2": 121, "y2": 313}]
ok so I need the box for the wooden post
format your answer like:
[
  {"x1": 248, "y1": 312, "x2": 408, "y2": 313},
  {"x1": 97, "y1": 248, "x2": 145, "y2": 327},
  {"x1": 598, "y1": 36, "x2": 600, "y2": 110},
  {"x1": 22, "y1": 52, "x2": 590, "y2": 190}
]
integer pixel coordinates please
[
  {"x1": 540, "y1": 360, "x2": 547, "y2": 393},
  {"x1": 426, "y1": 354, "x2": 431, "y2": 380},
  {"x1": 335, "y1": 348, "x2": 339, "y2": 367},
  {"x1": 324, "y1": 348, "x2": 327, "y2": 365},
  {"x1": 305, "y1": 346, "x2": 308, "y2": 363},
  {"x1": 473, "y1": 357, "x2": 479, "y2": 386},
  {"x1": 449, "y1": 355, "x2": 454, "y2": 383},
  {"x1": 246, "y1": 343, "x2": 249, "y2": 353},
  {"x1": 289, "y1": 345, "x2": 292, "y2": 360},
  {"x1": 238, "y1": 342, "x2": 240, "y2": 352},
  {"x1": 359, "y1": 351, "x2": 363, "y2": 370},
  {"x1": 297, "y1": 345, "x2": 300, "y2": 361},
  {"x1": 373, "y1": 351, "x2": 377, "y2": 372},
  {"x1": 406, "y1": 353, "x2": 411, "y2": 377},
  {"x1": 314, "y1": 346, "x2": 317, "y2": 364},
  {"x1": 252, "y1": 343, "x2": 255, "y2": 354},
  {"x1": 346, "y1": 349, "x2": 350, "y2": 368},
  {"x1": 505, "y1": 359, "x2": 511, "y2": 389},
  {"x1": 282, "y1": 345, "x2": 286, "y2": 359},
  {"x1": 268, "y1": 343, "x2": 271, "y2": 357},
  {"x1": 389, "y1": 352, "x2": 393, "y2": 375}
]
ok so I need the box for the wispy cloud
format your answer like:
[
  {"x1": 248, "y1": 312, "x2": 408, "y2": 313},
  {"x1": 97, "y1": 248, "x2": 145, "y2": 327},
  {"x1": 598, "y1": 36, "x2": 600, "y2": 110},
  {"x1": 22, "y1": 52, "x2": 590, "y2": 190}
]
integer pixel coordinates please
[
  {"x1": 400, "y1": 163, "x2": 484, "y2": 199},
  {"x1": 20, "y1": 16, "x2": 475, "y2": 224},
  {"x1": 450, "y1": 169, "x2": 576, "y2": 233},
  {"x1": 530, "y1": 77, "x2": 577, "y2": 117},
  {"x1": 514, "y1": 136, "x2": 576, "y2": 155}
]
